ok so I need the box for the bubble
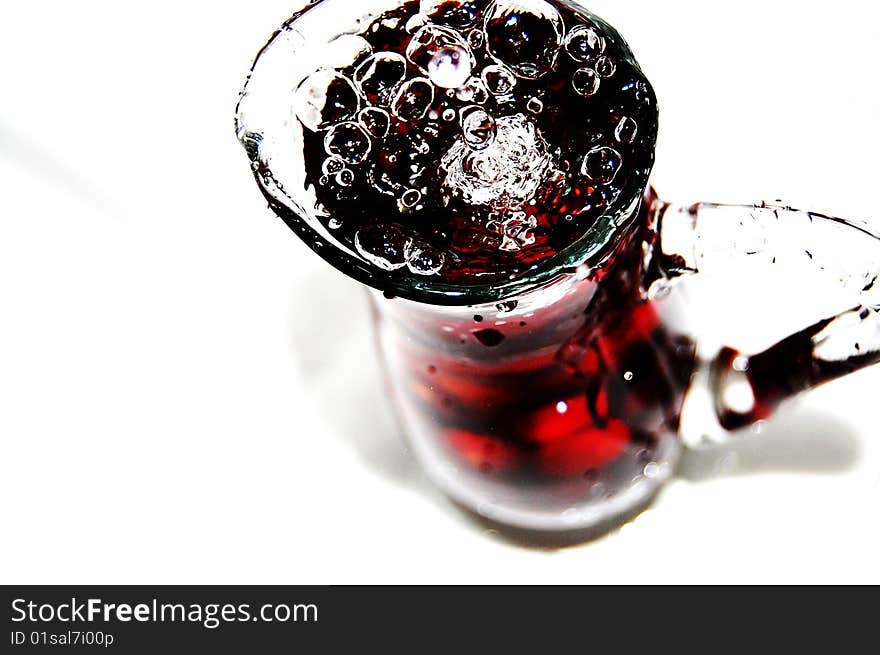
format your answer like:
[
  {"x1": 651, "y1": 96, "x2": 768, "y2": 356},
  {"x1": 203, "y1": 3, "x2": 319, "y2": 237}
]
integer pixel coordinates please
[
  {"x1": 442, "y1": 107, "x2": 457, "y2": 121},
  {"x1": 371, "y1": 132, "x2": 428, "y2": 194},
  {"x1": 324, "y1": 122, "x2": 372, "y2": 164},
  {"x1": 421, "y1": 0, "x2": 488, "y2": 27},
  {"x1": 406, "y1": 13, "x2": 429, "y2": 34},
  {"x1": 322, "y1": 156, "x2": 346, "y2": 176},
  {"x1": 483, "y1": 0, "x2": 563, "y2": 79},
  {"x1": 391, "y1": 77, "x2": 435, "y2": 121},
  {"x1": 455, "y1": 76, "x2": 489, "y2": 104},
  {"x1": 642, "y1": 462, "x2": 663, "y2": 479},
  {"x1": 405, "y1": 241, "x2": 446, "y2": 276},
  {"x1": 354, "y1": 52, "x2": 407, "y2": 105},
  {"x1": 442, "y1": 113, "x2": 554, "y2": 208},
  {"x1": 407, "y1": 25, "x2": 475, "y2": 89},
  {"x1": 467, "y1": 28, "x2": 485, "y2": 50},
  {"x1": 413, "y1": 134, "x2": 431, "y2": 154},
  {"x1": 581, "y1": 146, "x2": 622, "y2": 184},
  {"x1": 401, "y1": 188, "x2": 423, "y2": 208},
  {"x1": 489, "y1": 211, "x2": 537, "y2": 252},
  {"x1": 564, "y1": 24, "x2": 605, "y2": 62},
  {"x1": 358, "y1": 107, "x2": 391, "y2": 138},
  {"x1": 355, "y1": 225, "x2": 410, "y2": 270},
  {"x1": 328, "y1": 218, "x2": 342, "y2": 230},
  {"x1": 325, "y1": 34, "x2": 374, "y2": 69},
  {"x1": 496, "y1": 300, "x2": 518, "y2": 313},
  {"x1": 461, "y1": 106, "x2": 496, "y2": 150},
  {"x1": 335, "y1": 169, "x2": 355, "y2": 187},
  {"x1": 293, "y1": 70, "x2": 360, "y2": 132},
  {"x1": 572, "y1": 67, "x2": 600, "y2": 96},
  {"x1": 526, "y1": 97, "x2": 543, "y2": 114},
  {"x1": 428, "y1": 46, "x2": 474, "y2": 89},
  {"x1": 481, "y1": 63, "x2": 516, "y2": 95},
  {"x1": 595, "y1": 55, "x2": 616, "y2": 78},
  {"x1": 614, "y1": 116, "x2": 638, "y2": 144}
]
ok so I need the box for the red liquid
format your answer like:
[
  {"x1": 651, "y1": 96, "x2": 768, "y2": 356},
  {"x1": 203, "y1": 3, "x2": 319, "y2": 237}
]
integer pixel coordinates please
[
  {"x1": 300, "y1": 0, "x2": 658, "y2": 287},
  {"x1": 375, "y1": 208, "x2": 695, "y2": 490}
]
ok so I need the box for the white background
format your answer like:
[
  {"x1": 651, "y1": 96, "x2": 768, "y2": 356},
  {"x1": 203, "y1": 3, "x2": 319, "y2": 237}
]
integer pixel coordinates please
[{"x1": 1, "y1": 1, "x2": 878, "y2": 583}]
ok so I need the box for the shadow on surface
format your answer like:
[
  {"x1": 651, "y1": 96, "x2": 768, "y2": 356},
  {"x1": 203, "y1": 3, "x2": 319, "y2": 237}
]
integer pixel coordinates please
[
  {"x1": 288, "y1": 266, "x2": 427, "y2": 491},
  {"x1": 677, "y1": 409, "x2": 861, "y2": 483},
  {"x1": 454, "y1": 494, "x2": 662, "y2": 551}
]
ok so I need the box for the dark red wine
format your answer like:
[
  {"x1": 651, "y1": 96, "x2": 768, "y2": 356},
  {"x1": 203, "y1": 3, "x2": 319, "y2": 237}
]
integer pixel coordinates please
[
  {"x1": 295, "y1": 0, "x2": 658, "y2": 287},
  {"x1": 376, "y1": 206, "x2": 695, "y2": 486},
  {"x1": 713, "y1": 312, "x2": 880, "y2": 431}
]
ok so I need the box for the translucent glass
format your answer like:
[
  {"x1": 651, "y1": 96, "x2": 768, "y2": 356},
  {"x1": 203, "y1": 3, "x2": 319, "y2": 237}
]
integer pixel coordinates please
[
  {"x1": 235, "y1": 1, "x2": 880, "y2": 533},
  {"x1": 372, "y1": 194, "x2": 880, "y2": 530},
  {"x1": 235, "y1": 0, "x2": 657, "y2": 304}
]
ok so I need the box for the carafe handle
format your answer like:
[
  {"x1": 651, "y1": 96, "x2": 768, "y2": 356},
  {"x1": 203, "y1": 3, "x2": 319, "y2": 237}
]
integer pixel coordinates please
[{"x1": 644, "y1": 197, "x2": 880, "y2": 442}]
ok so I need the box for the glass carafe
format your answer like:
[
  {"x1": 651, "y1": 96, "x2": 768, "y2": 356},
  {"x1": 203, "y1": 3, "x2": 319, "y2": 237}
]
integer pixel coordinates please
[
  {"x1": 370, "y1": 191, "x2": 880, "y2": 530},
  {"x1": 235, "y1": 0, "x2": 880, "y2": 533}
]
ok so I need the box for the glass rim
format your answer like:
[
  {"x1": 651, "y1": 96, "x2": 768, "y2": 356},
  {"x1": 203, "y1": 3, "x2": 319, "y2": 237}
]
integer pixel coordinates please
[
  {"x1": 237, "y1": 0, "x2": 656, "y2": 306},
  {"x1": 260, "y1": 170, "x2": 652, "y2": 306}
]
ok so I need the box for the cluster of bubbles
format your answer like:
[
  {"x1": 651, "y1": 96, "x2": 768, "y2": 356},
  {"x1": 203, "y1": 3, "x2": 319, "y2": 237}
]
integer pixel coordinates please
[
  {"x1": 442, "y1": 113, "x2": 553, "y2": 212},
  {"x1": 354, "y1": 223, "x2": 446, "y2": 276},
  {"x1": 291, "y1": 0, "x2": 641, "y2": 276}
]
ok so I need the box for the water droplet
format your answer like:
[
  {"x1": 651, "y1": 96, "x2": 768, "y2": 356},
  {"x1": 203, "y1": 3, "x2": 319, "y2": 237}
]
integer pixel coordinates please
[
  {"x1": 407, "y1": 25, "x2": 475, "y2": 88},
  {"x1": 391, "y1": 77, "x2": 435, "y2": 121},
  {"x1": 405, "y1": 241, "x2": 446, "y2": 275},
  {"x1": 483, "y1": 0, "x2": 563, "y2": 79},
  {"x1": 474, "y1": 328, "x2": 505, "y2": 347},
  {"x1": 572, "y1": 67, "x2": 600, "y2": 96},
  {"x1": 358, "y1": 107, "x2": 391, "y2": 138},
  {"x1": 614, "y1": 116, "x2": 638, "y2": 144},
  {"x1": 355, "y1": 225, "x2": 410, "y2": 270},
  {"x1": 293, "y1": 70, "x2": 360, "y2": 132},
  {"x1": 595, "y1": 55, "x2": 616, "y2": 78},
  {"x1": 324, "y1": 122, "x2": 372, "y2": 164},
  {"x1": 461, "y1": 106, "x2": 496, "y2": 150},
  {"x1": 564, "y1": 24, "x2": 605, "y2": 62},
  {"x1": 526, "y1": 97, "x2": 543, "y2": 114},
  {"x1": 581, "y1": 146, "x2": 622, "y2": 184},
  {"x1": 420, "y1": 0, "x2": 486, "y2": 27},
  {"x1": 354, "y1": 52, "x2": 407, "y2": 105},
  {"x1": 623, "y1": 370, "x2": 634, "y2": 381},
  {"x1": 322, "y1": 156, "x2": 346, "y2": 176},
  {"x1": 335, "y1": 169, "x2": 355, "y2": 187},
  {"x1": 481, "y1": 63, "x2": 516, "y2": 95}
]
